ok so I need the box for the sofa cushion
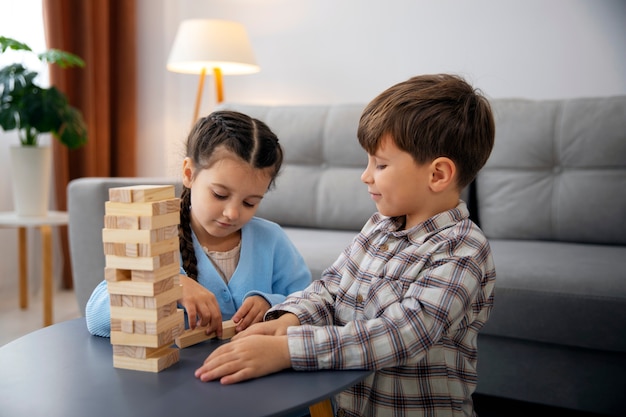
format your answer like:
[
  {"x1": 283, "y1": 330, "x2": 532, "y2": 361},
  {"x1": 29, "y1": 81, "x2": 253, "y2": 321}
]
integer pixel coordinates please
[
  {"x1": 221, "y1": 103, "x2": 377, "y2": 231},
  {"x1": 481, "y1": 239, "x2": 626, "y2": 352},
  {"x1": 477, "y1": 96, "x2": 626, "y2": 245}
]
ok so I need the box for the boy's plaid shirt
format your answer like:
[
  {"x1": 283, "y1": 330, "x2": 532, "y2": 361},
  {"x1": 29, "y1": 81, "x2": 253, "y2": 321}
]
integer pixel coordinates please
[{"x1": 266, "y1": 201, "x2": 496, "y2": 417}]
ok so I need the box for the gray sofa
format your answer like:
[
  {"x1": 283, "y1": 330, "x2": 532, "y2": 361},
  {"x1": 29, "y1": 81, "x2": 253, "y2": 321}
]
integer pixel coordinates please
[{"x1": 67, "y1": 97, "x2": 626, "y2": 416}]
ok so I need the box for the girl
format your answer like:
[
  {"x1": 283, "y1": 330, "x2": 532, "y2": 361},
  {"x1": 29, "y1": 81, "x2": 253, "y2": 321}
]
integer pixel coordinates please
[{"x1": 85, "y1": 110, "x2": 311, "y2": 337}]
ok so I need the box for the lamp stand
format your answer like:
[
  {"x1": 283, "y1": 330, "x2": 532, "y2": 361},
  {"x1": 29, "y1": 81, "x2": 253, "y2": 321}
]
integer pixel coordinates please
[
  {"x1": 191, "y1": 67, "x2": 224, "y2": 126},
  {"x1": 213, "y1": 67, "x2": 224, "y2": 104},
  {"x1": 192, "y1": 67, "x2": 206, "y2": 125}
]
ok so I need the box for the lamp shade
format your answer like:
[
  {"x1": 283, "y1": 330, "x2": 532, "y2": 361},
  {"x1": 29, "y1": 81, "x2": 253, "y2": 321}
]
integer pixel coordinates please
[{"x1": 167, "y1": 19, "x2": 260, "y2": 75}]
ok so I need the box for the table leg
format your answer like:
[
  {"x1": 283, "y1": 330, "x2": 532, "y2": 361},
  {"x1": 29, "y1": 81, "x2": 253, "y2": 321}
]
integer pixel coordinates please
[
  {"x1": 309, "y1": 399, "x2": 334, "y2": 417},
  {"x1": 18, "y1": 227, "x2": 28, "y2": 309},
  {"x1": 41, "y1": 225, "x2": 53, "y2": 327}
]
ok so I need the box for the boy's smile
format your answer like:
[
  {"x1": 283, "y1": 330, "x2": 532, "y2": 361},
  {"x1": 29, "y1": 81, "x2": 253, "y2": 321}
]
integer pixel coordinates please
[{"x1": 361, "y1": 134, "x2": 446, "y2": 229}]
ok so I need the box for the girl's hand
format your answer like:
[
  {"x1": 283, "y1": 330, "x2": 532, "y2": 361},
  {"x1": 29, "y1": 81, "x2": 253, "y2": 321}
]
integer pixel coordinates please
[
  {"x1": 194, "y1": 335, "x2": 291, "y2": 384},
  {"x1": 179, "y1": 274, "x2": 222, "y2": 335},
  {"x1": 231, "y1": 295, "x2": 270, "y2": 332}
]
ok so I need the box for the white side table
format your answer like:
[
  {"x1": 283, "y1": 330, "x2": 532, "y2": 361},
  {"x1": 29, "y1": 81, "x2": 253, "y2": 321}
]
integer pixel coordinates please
[{"x1": 0, "y1": 211, "x2": 69, "y2": 327}]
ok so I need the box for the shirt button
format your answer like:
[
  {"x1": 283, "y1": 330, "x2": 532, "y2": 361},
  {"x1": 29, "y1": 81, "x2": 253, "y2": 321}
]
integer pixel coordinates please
[
  {"x1": 337, "y1": 409, "x2": 345, "y2": 417},
  {"x1": 356, "y1": 294, "x2": 363, "y2": 304},
  {"x1": 379, "y1": 243, "x2": 388, "y2": 251}
]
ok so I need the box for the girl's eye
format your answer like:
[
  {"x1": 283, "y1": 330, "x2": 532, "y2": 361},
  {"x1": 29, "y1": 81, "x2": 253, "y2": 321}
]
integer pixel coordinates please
[{"x1": 212, "y1": 192, "x2": 227, "y2": 200}]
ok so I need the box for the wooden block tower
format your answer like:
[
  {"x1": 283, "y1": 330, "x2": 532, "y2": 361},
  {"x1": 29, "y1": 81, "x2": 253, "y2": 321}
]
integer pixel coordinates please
[{"x1": 102, "y1": 185, "x2": 185, "y2": 372}]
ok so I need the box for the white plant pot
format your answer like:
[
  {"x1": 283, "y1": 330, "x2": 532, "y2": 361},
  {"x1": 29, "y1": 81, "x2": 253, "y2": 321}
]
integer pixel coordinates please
[{"x1": 9, "y1": 145, "x2": 52, "y2": 217}]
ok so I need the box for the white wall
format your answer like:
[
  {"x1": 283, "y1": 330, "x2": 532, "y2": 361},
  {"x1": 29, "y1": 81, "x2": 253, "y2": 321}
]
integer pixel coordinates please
[{"x1": 136, "y1": 0, "x2": 626, "y2": 177}]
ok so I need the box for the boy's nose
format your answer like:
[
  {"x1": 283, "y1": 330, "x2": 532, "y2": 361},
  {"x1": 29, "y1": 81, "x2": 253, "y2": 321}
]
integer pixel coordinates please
[{"x1": 361, "y1": 167, "x2": 373, "y2": 184}]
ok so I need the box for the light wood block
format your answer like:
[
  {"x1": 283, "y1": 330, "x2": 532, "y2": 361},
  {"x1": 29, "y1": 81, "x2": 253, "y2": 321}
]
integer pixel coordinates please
[
  {"x1": 110, "y1": 301, "x2": 179, "y2": 322},
  {"x1": 109, "y1": 185, "x2": 176, "y2": 203},
  {"x1": 130, "y1": 263, "x2": 180, "y2": 283},
  {"x1": 112, "y1": 309, "x2": 185, "y2": 335},
  {"x1": 105, "y1": 250, "x2": 178, "y2": 271},
  {"x1": 107, "y1": 276, "x2": 175, "y2": 297},
  {"x1": 103, "y1": 237, "x2": 179, "y2": 258},
  {"x1": 138, "y1": 211, "x2": 180, "y2": 230},
  {"x1": 175, "y1": 319, "x2": 237, "y2": 348},
  {"x1": 109, "y1": 285, "x2": 182, "y2": 308},
  {"x1": 113, "y1": 347, "x2": 180, "y2": 372},
  {"x1": 102, "y1": 225, "x2": 178, "y2": 244},
  {"x1": 105, "y1": 267, "x2": 132, "y2": 282},
  {"x1": 111, "y1": 321, "x2": 184, "y2": 348},
  {"x1": 105, "y1": 198, "x2": 180, "y2": 216},
  {"x1": 105, "y1": 212, "x2": 180, "y2": 231}
]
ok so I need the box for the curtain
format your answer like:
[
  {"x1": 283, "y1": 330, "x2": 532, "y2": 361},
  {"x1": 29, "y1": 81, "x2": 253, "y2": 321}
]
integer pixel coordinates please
[{"x1": 42, "y1": 0, "x2": 137, "y2": 288}]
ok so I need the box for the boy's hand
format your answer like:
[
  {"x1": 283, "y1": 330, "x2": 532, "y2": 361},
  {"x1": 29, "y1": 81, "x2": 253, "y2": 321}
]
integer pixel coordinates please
[
  {"x1": 231, "y1": 295, "x2": 270, "y2": 332},
  {"x1": 179, "y1": 274, "x2": 222, "y2": 335},
  {"x1": 194, "y1": 335, "x2": 291, "y2": 384},
  {"x1": 233, "y1": 312, "x2": 300, "y2": 339}
]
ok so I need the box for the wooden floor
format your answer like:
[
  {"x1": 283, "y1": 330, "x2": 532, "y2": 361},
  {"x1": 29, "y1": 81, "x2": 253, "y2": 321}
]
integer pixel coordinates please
[{"x1": 0, "y1": 287, "x2": 612, "y2": 417}]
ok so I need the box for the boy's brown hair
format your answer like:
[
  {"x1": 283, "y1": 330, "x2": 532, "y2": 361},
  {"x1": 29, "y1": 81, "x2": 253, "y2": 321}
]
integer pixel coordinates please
[{"x1": 358, "y1": 74, "x2": 495, "y2": 189}]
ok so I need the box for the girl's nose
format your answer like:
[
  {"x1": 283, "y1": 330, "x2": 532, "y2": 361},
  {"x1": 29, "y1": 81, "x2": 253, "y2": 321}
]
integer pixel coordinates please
[{"x1": 223, "y1": 204, "x2": 240, "y2": 221}]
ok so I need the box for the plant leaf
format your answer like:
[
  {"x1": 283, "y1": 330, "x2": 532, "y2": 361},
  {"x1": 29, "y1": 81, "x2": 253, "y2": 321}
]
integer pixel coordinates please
[
  {"x1": 38, "y1": 49, "x2": 85, "y2": 69},
  {"x1": 0, "y1": 36, "x2": 32, "y2": 53}
]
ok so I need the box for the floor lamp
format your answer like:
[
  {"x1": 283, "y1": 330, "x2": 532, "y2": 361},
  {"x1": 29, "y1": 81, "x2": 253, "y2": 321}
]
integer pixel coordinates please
[{"x1": 166, "y1": 19, "x2": 260, "y2": 126}]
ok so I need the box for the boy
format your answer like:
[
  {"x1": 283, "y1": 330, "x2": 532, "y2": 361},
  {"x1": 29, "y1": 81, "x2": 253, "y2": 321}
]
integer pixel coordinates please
[{"x1": 195, "y1": 74, "x2": 496, "y2": 417}]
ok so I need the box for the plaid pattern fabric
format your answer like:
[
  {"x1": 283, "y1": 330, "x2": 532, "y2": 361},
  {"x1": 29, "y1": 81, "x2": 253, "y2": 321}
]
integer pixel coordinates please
[{"x1": 267, "y1": 201, "x2": 496, "y2": 417}]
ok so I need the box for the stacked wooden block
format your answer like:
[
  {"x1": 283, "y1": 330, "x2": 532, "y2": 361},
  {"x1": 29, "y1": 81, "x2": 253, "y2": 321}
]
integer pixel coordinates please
[{"x1": 102, "y1": 185, "x2": 184, "y2": 372}]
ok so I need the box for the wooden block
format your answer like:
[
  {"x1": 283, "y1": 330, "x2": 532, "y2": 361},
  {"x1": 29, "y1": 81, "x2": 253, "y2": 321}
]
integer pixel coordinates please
[
  {"x1": 219, "y1": 319, "x2": 237, "y2": 340},
  {"x1": 131, "y1": 263, "x2": 179, "y2": 283},
  {"x1": 110, "y1": 300, "x2": 179, "y2": 321},
  {"x1": 105, "y1": 250, "x2": 179, "y2": 271},
  {"x1": 104, "y1": 212, "x2": 181, "y2": 231},
  {"x1": 109, "y1": 185, "x2": 176, "y2": 203},
  {"x1": 174, "y1": 327, "x2": 216, "y2": 348},
  {"x1": 104, "y1": 268, "x2": 132, "y2": 282},
  {"x1": 139, "y1": 211, "x2": 180, "y2": 230},
  {"x1": 109, "y1": 285, "x2": 182, "y2": 309},
  {"x1": 105, "y1": 198, "x2": 180, "y2": 216},
  {"x1": 121, "y1": 319, "x2": 135, "y2": 333},
  {"x1": 102, "y1": 225, "x2": 178, "y2": 244},
  {"x1": 111, "y1": 309, "x2": 185, "y2": 336},
  {"x1": 107, "y1": 283, "x2": 183, "y2": 314},
  {"x1": 175, "y1": 319, "x2": 237, "y2": 348},
  {"x1": 113, "y1": 347, "x2": 179, "y2": 372},
  {"x1": 104, "y1": 214, "x2": 139, "y2": 230},
  {"x1": 113, "y1": 344, "x2": 174, "y2": 359},
  {"x1": 107, "y1": 276, "x2": 175, "y2": 297},
  {"x1": 111, "y1": 321, "x2": 184, "y2": 348}
]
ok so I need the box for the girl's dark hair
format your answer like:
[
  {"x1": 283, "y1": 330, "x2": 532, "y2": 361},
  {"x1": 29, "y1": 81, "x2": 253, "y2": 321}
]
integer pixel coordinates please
[
  {"x1": 358, "y1": 74, "x2": 495, "y2": 190},
  {"x1": 179, "y1": 110, "x2": 283, "y2": 280}
]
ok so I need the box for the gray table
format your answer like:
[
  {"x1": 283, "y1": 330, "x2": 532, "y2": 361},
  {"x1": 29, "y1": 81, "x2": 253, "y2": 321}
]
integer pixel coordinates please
[{"x1": 0, "y1": 318, "x2": 371, "y2": 417}]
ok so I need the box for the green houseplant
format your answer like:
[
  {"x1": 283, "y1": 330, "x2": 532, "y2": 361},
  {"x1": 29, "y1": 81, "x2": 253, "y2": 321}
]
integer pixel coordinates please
[
  {"x1": 0, "y1": 36, "x2": 87, "y2": 148},
  {"x1": 0, "y1": 36, "x2": 88, "y2": 216}
]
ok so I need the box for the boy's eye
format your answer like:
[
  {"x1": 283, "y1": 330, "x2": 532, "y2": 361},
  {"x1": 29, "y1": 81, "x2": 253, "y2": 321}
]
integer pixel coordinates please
[
  {"x1": 376, "y1": 164, "x2": 387, "y2": 170},
  {"x1": 243, "y1": 201, "x2": 256, "y2": 208}
]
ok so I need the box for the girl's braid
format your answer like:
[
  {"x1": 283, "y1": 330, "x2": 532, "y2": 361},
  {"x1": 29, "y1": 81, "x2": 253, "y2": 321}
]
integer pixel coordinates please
[{"x1": 178, "y1": 186, "x2": 198, "y2": 280}]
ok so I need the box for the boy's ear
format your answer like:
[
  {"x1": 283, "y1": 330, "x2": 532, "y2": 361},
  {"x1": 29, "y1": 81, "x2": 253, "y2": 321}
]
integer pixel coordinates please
[
  {"x1": 182, "y1": 158, "x2": 194, "y2": 188},
  {"x1": 429, "y1": 157, "x2": 456, "y2": 192}
]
